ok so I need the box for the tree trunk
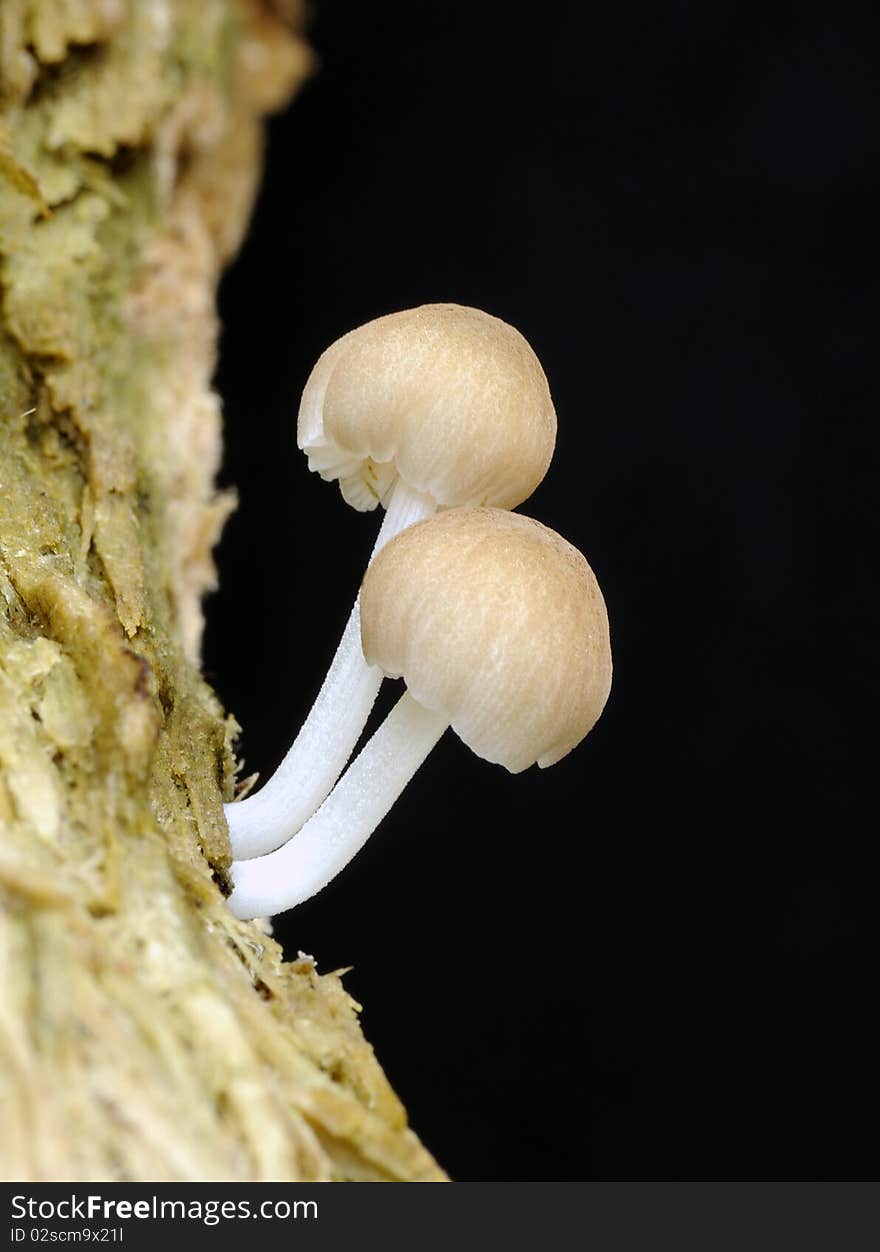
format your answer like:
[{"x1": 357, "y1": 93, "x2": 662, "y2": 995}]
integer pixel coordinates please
[{"x1": 0, "y1": 0, "x2": 444, "y2": 1182}]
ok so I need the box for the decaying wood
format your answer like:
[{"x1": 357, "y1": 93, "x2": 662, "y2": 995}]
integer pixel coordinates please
[{"x1": 0, "y1": 0, "x2": 444, "y2": 1182}]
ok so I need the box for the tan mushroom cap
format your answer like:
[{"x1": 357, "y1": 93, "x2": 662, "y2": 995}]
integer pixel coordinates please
[
  {"x1": 297, "y1": 304, "x2": 557, "y2": 512},
  {"x1": 360, "y1": 508, "x2": 612, "y2": 773}
]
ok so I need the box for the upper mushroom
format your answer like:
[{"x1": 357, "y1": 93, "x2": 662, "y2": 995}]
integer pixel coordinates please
[
  {"x1": 225, "y1": 304, "x2": 559, "y2": 860},
  {"x1": 298, "y1": 303, "x2": 557, "y2": 512}
]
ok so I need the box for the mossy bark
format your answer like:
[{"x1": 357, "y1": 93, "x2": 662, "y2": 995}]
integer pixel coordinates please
[{"x1": 0, "y1": 0, "x2": 444, "y2": 1182}]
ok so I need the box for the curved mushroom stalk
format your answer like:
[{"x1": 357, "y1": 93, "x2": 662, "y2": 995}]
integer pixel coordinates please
[
  {"x1": 224, "y1": 480, "x2": 436, "y2": 859},
  {"x1": 227, "y1": 692, "x2": 448, "y2": 919}
]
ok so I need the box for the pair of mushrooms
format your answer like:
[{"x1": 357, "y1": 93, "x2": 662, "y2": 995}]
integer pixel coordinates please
[{"x1": 226, "y1": 304, "x2": 612, "y2": 919}]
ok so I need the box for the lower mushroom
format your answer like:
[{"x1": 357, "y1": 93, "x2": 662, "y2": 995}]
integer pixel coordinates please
[{"x1": 227, "y1": 507, "x2": 612, "y2": 920}]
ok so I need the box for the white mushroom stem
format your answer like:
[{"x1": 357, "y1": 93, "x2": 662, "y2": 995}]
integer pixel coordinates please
[
  {"x1": 224, "y1": 480, "x2": 436, "y2": 859},
  {"x1": 227, "y1": 691, "x2": 448, "y2": 919}
]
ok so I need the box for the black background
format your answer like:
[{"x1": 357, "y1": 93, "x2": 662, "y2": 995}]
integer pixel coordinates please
[{"x1": 205, "y1": 1, "x2": 876, "y2": 1179}]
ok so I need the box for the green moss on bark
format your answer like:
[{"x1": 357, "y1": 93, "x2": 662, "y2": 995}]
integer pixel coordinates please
[{"x1": 0, "y1": 0, "x2": 444, "y2": 1182}]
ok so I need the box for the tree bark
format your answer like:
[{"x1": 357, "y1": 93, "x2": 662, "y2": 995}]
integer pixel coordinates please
[{"x1": 0, "y1": 0, "x2": 444, "y2": 1182}]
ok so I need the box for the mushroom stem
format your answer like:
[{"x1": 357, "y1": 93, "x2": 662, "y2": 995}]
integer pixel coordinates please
[
  {"x1": 224, "y1": 480, "x2": 436, "y2": 858},
  {"x1": 227, "y1": 691, "x2": 448, "y2": 918}
]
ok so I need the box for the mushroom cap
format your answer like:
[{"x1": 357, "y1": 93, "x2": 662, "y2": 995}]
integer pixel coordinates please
[
  {"x1": 297, "y1": 304, "x2": 557, "y2": 512},
  {"x1": 360, "y1": 508, "x2": 612, "y2": 772}
]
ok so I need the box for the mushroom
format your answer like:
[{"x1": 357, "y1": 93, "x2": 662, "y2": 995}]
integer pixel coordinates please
[
  {"x1": 227, "y1": 507, "x2": 611, "y2": 919},
  {"x1": 225, "y1": 305, "x2": 557, "y2": 859}
]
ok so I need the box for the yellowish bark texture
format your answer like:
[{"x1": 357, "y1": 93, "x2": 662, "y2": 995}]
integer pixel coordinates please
[{"x1": 0, "y1": 0, "x2": 444, "y2": 1182}]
